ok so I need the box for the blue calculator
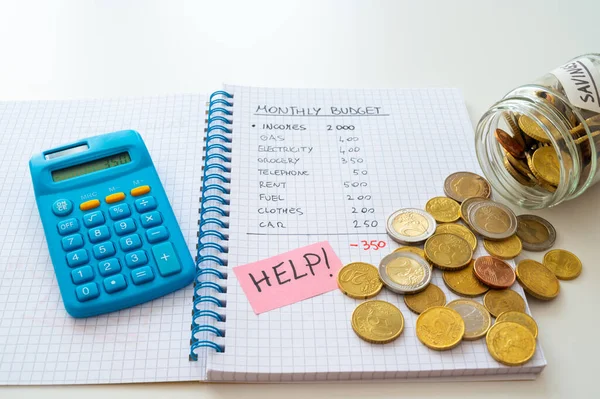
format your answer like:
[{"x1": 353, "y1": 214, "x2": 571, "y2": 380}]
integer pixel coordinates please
[{"x1": 29, "y1": 130, "x2": 195, "y2": 318}]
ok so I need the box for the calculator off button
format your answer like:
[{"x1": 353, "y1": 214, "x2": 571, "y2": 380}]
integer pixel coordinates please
[
  {"x1": 75, "y1": 282, "x2": 99, "y2": 302},
  {"x1": 80, "y1": 199, "x2": 101, "y2": 211},
  {"x1": 52, "y1": 199, "x2": 73, "y2": 216},
  {"x1": 57, "y1": 218, "x2": 79, "y2": 236}
]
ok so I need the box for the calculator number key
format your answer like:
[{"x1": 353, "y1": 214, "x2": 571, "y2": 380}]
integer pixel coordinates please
[
  {"x1": 93, "y1": 242, "x2": 116, "y2": 260},
  {"x1": 88, "y1": 225, "x2": 111, "y2": 243},
  {"x1": 140, "y1": 211, "x2": 162, "y2": 228},
  {"x1": 71, "y1": 265, "x2": 94, "y2": 284},
  {"x1": 134, "y1": 196, "x2": 157, "y2": 213},
  {"x1": 120, "y1": 234, "x2": 142, "y2": 251},
  {"x1": 114, "y1": 218, "x2": 136, "y2": 236},
  {"x1": 131, "y1": 266, "x2": 154, "y2": 285},
  {"x1": 152, "y1": 242, "x2": 181, "y2": 277},
  {"x1": 66, "y1": 249, "x2": 88, "y2": 267},
  {"x1": 61, "y1": 234, "x2": 84, "y2": 251},
  {"x1": 57, "y1": 218, "x2": 79, "y2": 236},
  {"x1": 109, "y1": 203, "x2": 131, "y2": 220},
  {"x1": 125, "y1": 250, "x2": 148, "y2": 268},
  {"x1": 103, "y1": 274, "x2": 127, "y2": 294},
  {"x1": 83, "y1": 210, "x2": 105, "y2": 228},
  {"x1": 98, "y1": 258, "x2": 121, "y2": 277},
  {"x1": 75, "y1": 282, "x2": 99, "y2": 302}
]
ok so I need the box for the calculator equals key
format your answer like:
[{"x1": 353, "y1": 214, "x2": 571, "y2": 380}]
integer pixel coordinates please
[{"x1": 30, "y1": 130, "x2": 195, "y2": 318}]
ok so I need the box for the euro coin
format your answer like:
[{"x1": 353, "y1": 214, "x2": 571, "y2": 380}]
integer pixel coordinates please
[
  {"x1": 518, "y1": 114, "x2": 551, "y2": 143},
  {"x1": 351, "y1": 300, "x2": 404, "y2": 344},
  {"x1": 425, "y1": 196, "x2": 461, "y2": 223},
  {"x1": 446, "y1": 299, "x2": 491, "y2": 340},
  {"x1": 424, "y1": 233, "x2": 472, "y2": 270},
  {"x1": 496, "y1": 311, "x2": 538, "y2": 339},
  {"x1": 444, "y1": 172, "x2": 492, "y2": 203},
  {"x1": 543, "y1": 249, "x2": 582, "y2": 280},
  {"x1": 379, "y1": 252, "x2": 432, "y2": 294},
  {"x1": 337, "y1": 262, "x2": 383, "y2": 299},
  {"x1": 386, "y1": 208, "x2": 436, "y2": 244},
  {"x1": 486, "y1": 321, "x2": 536, "y2": 366},
  {"x1": 495, "y1": 128, "x2": 525, "y2": 158},
  {"x1": 473, "y1": 256, "x2": 516, "y2": 289},
  {"x1": 416, "y1": 306, "x2": 465, "y2": 350},
  {"x1": 467, "y1": 200, "x2": 518, "y2": 241},
  {"x1": 435, "y1": 223, "x2": 477, "y2": 251},
  {"x1": 393, "y1": 246, "x2": 432, "y2": 268},
  {"x1": 516, "y1": 259, "x2": 560, "y2": 300},
  {"x1": 404, "y1": 284, "x2": 446, "y2": 314},
  {"x1": 483, "y1": 289, "x2": 525, "y2": 317},
  {"x1": 531, "y1": 146, "x2": 560, "y2": 186},
  {"x1": 442, "y1": 259, "x2": 489, "y2": 297},
  {"x1": 483, "y1": 235, "x2": 522, "y2": 260},
  {"x1": 503, "y1": 155, "x2": 536, "y2": 187},
  {"x1": 506, "y1": 151, "x2": 532, "y2": 176},
  {"x1": 516, "y1": 214, "x2": 556, "y2": 252},
  {"x1": 459, "y1": 196, "x2": 486, "y2": 226}
]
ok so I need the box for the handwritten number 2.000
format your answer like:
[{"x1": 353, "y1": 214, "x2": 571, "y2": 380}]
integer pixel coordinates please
[{"x1": 327, "y1": 125, "x2": 355, "y2": 131}]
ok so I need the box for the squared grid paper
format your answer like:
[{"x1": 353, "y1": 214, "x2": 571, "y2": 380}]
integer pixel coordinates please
[
  {"x1": 0, "y1": 95, "x2": 208, "y2": 385},
  {"x1": 205, "y1": 85, "x2": 547, "y2": 382}
]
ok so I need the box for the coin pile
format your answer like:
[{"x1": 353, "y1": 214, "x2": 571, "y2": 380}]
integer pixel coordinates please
[
  {"x1": 340, "y1": 170, "x2": 583, "y2": 367},
  {"x1": 496, "y1": 106, "x2": 600, "y2": 193}
]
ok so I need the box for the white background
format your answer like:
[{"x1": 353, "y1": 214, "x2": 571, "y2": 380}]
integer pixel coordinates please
[{"x1": 1, "y1": 0, "x2": 599, "y2": 397}]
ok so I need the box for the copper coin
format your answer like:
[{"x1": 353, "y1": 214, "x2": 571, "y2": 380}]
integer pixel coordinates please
[
  {"x1": 495, "y1": 128, "x2": 525, "y2": 159},
  {"x1": 473, "y1": 256, "x2": 516, "y2": 289}
]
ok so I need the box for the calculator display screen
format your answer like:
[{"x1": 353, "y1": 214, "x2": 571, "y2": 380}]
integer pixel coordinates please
[{"x1": 51, "y1": 152, "x2": 132, "y2": 182}]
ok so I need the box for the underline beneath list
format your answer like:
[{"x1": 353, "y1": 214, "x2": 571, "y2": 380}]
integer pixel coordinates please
[
  {"x1": 252, "y1": 114, "x2": 391, "y2": 117},
  {"x1": 246, "y1": 232, "x2": 389, "y2": 236}
]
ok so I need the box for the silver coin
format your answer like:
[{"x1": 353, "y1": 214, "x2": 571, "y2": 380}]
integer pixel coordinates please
[
  {"x1": 516, "y1": 214, "x2": 556, "y2": 252},
  {"x1": 443, "y1": 171, "x2": 492, "y2": 203},
  {"x1": 378, "y1": 252, "x2": 432, "y2": 294},
  {"x1": 386, "y1": 208, "x2": 436, "y2": 244},
  {"x1": 445, "y1": 299, "x2": 491, "y2": 340},
  {"x1": 467, "y1": 200, "x2": 518, "y2": 241},
  {"x1": 460, "y1": 196, "x2": 487, "y2": 227}
]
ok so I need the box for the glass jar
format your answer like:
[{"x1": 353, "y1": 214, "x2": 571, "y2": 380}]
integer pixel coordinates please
[{"x1": 475, "y1": 53, "x2": 600, "y2": 209}]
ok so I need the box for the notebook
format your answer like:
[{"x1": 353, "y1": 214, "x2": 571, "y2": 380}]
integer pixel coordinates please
[{"x1": 0, "y1": 86, "x2": 546, "y2": 385}]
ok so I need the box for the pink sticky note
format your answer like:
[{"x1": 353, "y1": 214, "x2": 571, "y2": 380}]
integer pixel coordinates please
[{"x1": 233, "y1": 241, "x2": 343, "y2": 314}]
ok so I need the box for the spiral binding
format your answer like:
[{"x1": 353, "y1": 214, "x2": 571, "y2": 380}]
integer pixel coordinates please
[{"x1": 189, "y1": 90, "x2": 233, "y2": 361}]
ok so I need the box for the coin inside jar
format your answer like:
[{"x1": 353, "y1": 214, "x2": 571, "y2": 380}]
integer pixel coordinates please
[
  {"x1": 446, "y1": 299, "x2": 491, "y2": 340},
  {"x1": 516, "y1": 214, "x2": 556, "y2": 252},
  {"x1": 337, "y1": 262, "x2": 383, "y2": 299},
  {"x1": 516, "y1": 259, "x2": 560, "y2": 300},
  {"x1": 424, "y1": 233, "x2": 472, "y2": 270},
  {"x1": 442, "y1": 259, "x2": 489, "y2": 297},
  {"x1": 473, "y1": 256, "x2": 516, "y2": 289},
  {"x1": 404, "y1": 284, "x2": 446, "y2": 314},
  {"x1": 425, "y1": 197, "x2": 461, "y2": 223},
  {"x1": 467, "y1": 200, "x2": 518, "y2": 240},
  {"x1": 483, "y1": 289, "x2": 526, "y2": 317},
  {"x1": 386, "y1": 208, "x2": 436, "y2": 244},
  {"x1": 518, "y1": 114, "x2": 551, "y2": 143},
  {"x1": 444, "y1": 172, "x2": 492, "y2": 203},
  {"x1": 378, "y1": 252, "x2": 432, "y2": 294},
  {"x1": 351, "y1": 300, "x2": 405, "y2": 344},
  {"x1": 531, "y1": 146, "x2": 560, "y2": 186},
  {"x1": 435, "y1": 223, "x2": 477, "y2": 251},
  {"x1": 495, "y1": 128, "x2": 525, "y2": 158}
]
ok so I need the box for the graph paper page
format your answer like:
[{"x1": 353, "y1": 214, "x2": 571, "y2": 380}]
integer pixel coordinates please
[
  {"x1": 206, "y1": 86, "x2": 547, "y2": 381},
  {"x1": 0, "y1": 95, "x2": 207, "y2": 384}
]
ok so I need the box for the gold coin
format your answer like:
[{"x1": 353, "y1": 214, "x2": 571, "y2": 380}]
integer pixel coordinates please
[
  {"x1": 516, "y1": 215, "x2": 556, "y2": 252},
  {"x1": 518, "y1": 115, "x2": 551, "y2": 143},
  {"x1": 496, "y1": 311, "x2": 538, "y2": 339},
  {"x1": 337, "y1": 262, "x2": 383, "y2": 299},
  {"x1": 393, "y1": 246, "x2": 433, "y2": 268},
  {"x1": 543, "y1": 249, "x2": 582, "y2": 280},
  {"x1": 404, "y1": 284, "x2": 446, "y2": 314},
  {"x1": 483, "y1": 235, "x2": 522, "y2": 260},
  {"x1": 459, "y1": 196, "x2": 486, "y2": 226},
  {"x1": 416, "y1": 306, "x2": 465, "y2": 350},
  {"x1": 442, "y1": 260, "x2": 489, "y2": 297},
  {"x1": 444, "y1": 172, "x2": 492, "y2": 203},
  {"x1": 351, "y1": 300, "x2": 404, "y2": 344},
  {"x1": 503, "y1": 155, "x2": 536, "y2": 187},
  {"x1": 516, "y1": 259, "x2": 560, "y2": 300},
  {"x1": 483, "y1": 289, "x2": 526, "y2": 317},
  {"x1": 486, "y1": 321, "x2": 536, "y2": 366},
  {"x1": 425, "y1": 197, "x2": 461, "y2": 223},
  {"x1": 506, "y1": 152, "x2": 532, "y2": 176},
  {"x1": 446, "y1": 299, "x2": 492, "y2": 340},
  {"x1": 531, "y1": 146, "x2": 560, "y2": 186},
  {"x1": 424, "y1": 233, "x2": 472, "y2": 270},
  {"x1": 435, "y1": 223, "x2": 477, "y2": 251}
]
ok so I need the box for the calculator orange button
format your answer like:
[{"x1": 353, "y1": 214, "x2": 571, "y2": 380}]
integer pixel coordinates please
[
  {"x1": 130, "y1": 185, "x2": 151, "y2": 196},
  {"x1": 79, "y1": 199, "x2": 101, "y2": 211},
  {"x1": 105, "y1": 192, "x2": 126, "y2": 204}
]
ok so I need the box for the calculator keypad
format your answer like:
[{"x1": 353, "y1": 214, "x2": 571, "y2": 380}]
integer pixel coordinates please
[{"x1": 51, "y1": 185, "x2": 184, "y2": 304}]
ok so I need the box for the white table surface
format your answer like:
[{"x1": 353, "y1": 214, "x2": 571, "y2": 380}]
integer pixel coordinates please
[{"x1": 1, "y1": 0, "x2": 599, "y2": 397}]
